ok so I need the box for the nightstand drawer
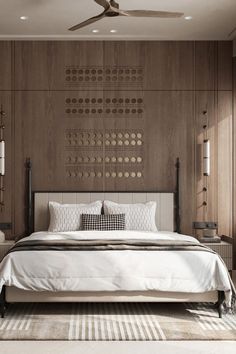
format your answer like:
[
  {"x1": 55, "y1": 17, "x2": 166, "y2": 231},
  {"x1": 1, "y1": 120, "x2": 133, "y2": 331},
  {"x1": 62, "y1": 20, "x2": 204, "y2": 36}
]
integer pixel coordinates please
[
  {"x1": 203, "y1": 241, "x2": 232, "y2": 271},
  {"x1": 223, "y1": 258, "x2": 233, "y2": 270},
  {"x1": 206, "y1": 244, "x2": 232, "y2": 258},
  {"x1": 0, "y1": 241, "x2": 14, "y2": 261}
]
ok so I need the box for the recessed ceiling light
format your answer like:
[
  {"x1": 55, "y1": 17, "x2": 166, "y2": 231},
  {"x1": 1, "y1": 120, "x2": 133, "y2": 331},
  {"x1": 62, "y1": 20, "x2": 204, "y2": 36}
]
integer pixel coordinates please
[
  {"x1": 20, "y1": 16, "x2": 29, "y2": 20},
  {"x1": 92, "y1": 29, "x2": 99, "y2": 33},
  {"x1": 110, "y1": 29, "x2": 117, "y2": 33},
  {"x1": 184, "y1": 16, "x2": 192, "y2": 20}
]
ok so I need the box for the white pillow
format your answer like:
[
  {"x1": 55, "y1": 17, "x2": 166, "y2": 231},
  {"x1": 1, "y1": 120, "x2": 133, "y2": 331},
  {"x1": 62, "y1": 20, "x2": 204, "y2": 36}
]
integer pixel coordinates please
[
  {"x1": 104, "y1": 200, "x2": 157, "y2": 232},
  {"x1": 48, "y1": 201, "x2": 102, "y2": 232}
]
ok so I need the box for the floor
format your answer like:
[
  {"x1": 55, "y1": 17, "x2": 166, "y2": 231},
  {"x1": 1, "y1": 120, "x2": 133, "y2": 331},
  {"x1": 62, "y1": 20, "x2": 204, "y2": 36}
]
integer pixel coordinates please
[
  {"x1": 0, "y1": 341, "x2": 236, "y2": 354},
  {"x1": 1, "y1": 271, "x2": 236, "y2": 353}
]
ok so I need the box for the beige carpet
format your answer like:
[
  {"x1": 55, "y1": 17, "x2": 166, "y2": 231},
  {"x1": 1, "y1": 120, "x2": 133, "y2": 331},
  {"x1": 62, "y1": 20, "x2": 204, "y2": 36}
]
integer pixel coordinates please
[{"x1": 0, "y1": 302, "x2": 235, "y2": 341}]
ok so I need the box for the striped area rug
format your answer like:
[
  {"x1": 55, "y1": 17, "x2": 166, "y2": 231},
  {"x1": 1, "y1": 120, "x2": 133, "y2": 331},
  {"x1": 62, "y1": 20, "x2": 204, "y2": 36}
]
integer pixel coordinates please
[{"x1": 0, "y1": 302, "x2": 236, "y2": 340}]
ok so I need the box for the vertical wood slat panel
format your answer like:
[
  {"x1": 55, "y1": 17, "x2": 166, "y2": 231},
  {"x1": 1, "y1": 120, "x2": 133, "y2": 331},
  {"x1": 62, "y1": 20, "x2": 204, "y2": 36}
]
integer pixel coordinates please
[
  {"x1": 90, "y1": 193, "x2": 105, "y2": 202},
  {"x1": 217, "y1": 41, "x2": 233, "y2": 90},
  {"x1": 132, "y1": 193, "x2": 147, "y2": 203},
  {"x1": 0, "y1": 42, "x2": 12, "y2": 90},
  {"x1": 147, "y1": 193, "x2": 162, "y2": 230},
  {"x1": 0, "y1": 92, "x2": 12, "y2": 238},
  {"x1": 195, "y1": 91, "x2": 217, "y2": 223},
  {"x1": 62, "y1": 193, "x2": 76, "y2": 204},
  {"x1": 195, "y1": 42, "x2": 217, "y2": 90},
  {"x1": 160, "y1": 194, "x2": 174, "y2": 232},
  {"x1": 76, "y1": 193, "x2": 90, "y2": 203},
  {"x1": 104, "y1": 193, "x2": 119, "y2": 202},
  {"x1": 48, "y1": 193, "x2": 63, "y2": 203},
  {"x1": 233, "y1": 57, "x2": 236, "y2": 269},
  {"x1": 217, "y1": 91, "x2": 233, "y2": 236},
  {"x1": 117, "y1": 193, "x2": 134, "y2": 203},
  {"x1": 34, "y1": 193, "x2": 49, "y2": 232}
]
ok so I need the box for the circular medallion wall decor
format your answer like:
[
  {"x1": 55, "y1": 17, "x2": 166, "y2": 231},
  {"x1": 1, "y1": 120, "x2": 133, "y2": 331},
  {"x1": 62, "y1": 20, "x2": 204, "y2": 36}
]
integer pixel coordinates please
[
  {"x1": 65, "y1": 129, "x2": 144, "y2": 181},
  {"x1": 65, "y1": 66, "x2": 143, "y2": 89},
  {"x1": 64, "y1": 94, "x2": 144, "y2": 119}
]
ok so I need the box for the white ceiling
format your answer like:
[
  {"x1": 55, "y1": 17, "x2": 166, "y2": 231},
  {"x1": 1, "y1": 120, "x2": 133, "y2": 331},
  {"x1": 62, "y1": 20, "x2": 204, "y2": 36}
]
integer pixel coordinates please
[{"x1": 0, "y1": 0, "x2": 235, "y2": 40}]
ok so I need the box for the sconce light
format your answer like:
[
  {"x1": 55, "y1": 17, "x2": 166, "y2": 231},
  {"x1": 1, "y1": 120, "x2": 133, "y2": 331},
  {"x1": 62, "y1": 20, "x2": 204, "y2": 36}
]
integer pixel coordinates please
[
  {"x1": 0, "y1": 105, "x2": 6, "y2": 208},
  {"x1": 203, "y1": 139, "x2": 210, "y2": 176}
]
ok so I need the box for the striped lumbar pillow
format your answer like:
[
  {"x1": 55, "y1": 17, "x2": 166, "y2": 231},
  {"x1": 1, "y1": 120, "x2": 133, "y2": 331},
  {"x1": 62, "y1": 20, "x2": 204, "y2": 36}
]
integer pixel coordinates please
[{"x1": 81, "y1": 213, "x2": 126, "y2": 231}]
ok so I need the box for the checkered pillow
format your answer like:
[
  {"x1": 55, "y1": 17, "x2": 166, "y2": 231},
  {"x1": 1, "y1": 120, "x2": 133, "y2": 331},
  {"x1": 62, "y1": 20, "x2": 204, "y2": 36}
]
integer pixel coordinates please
[{"x1": 81, "y1": 214, "x2": 126, "y2": 231}]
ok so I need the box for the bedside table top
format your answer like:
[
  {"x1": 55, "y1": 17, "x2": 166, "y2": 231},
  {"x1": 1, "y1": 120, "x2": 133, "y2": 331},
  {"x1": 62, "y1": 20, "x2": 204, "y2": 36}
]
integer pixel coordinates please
[{"x1": 201, "y1": 241, "x2": 231, "y2": 246}]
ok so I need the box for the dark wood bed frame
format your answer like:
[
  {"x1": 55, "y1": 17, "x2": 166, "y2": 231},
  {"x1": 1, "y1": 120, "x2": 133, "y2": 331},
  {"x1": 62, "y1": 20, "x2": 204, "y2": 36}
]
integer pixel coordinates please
[{"x1": 0, "y1": 157, "x2": 225, "y2": 318}]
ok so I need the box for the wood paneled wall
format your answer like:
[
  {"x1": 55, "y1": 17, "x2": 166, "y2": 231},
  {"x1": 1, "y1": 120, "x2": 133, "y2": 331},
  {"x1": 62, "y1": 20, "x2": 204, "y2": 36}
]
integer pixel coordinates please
[
  {"x1": 233, "y1": 56, "x2": 236, "y2": 267},
  {"x1": 0, "y1": 41, "x2": 234, "y2": 264}
]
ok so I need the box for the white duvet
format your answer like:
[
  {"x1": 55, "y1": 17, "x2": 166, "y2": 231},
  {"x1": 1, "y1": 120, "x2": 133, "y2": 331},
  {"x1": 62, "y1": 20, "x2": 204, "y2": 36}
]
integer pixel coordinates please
[{"x1": 0, "y1": 231, "x2": 233, "y2": 304}]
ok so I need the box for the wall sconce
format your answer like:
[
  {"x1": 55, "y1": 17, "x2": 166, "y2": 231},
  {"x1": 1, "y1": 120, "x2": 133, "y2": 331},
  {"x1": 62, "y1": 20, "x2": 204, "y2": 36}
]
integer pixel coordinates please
[
  {"x1": 203, "y1": 139, "x2": 210, "y2": 176},
  {"x1": 0, "y1": 105, "x2": 6, "y2": 209}
]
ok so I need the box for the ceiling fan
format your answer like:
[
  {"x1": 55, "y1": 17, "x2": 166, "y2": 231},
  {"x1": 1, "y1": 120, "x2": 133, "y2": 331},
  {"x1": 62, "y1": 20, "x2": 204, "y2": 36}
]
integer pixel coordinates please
[{"x1": 69, "y1": 0, "x2": 184, "y2": 31}]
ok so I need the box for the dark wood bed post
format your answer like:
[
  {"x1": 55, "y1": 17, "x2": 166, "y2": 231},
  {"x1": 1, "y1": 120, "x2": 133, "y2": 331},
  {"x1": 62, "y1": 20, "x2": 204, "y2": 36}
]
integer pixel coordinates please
[
  {"x1": 0, "y1": 285, "x2": 6, "y2": 318},
  {"x1": 175, "y1": 157, "x2": 181, "y2": 233},
  {"x1": 26, "y1": 158, "x2": 33, "y2": 236},
  {"x1": 217, "y1": 291, "x2": 225, "y2": 318}
]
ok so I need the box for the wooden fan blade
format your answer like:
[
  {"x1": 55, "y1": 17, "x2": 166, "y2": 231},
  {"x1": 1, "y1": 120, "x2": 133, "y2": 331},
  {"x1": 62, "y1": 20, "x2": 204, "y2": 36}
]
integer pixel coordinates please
[
  {"x1": 120, "y1": 10, "x2": 184, "y2": 18},
  {"x1": 110, "y1": 0, "x2": 119, "y2": 9},
  {"x1": 68, "y1": 12, "x2": 105, "y2": 31},
  {"x1": 94, "y1": 0, "x2": 110, "y2": 10}
]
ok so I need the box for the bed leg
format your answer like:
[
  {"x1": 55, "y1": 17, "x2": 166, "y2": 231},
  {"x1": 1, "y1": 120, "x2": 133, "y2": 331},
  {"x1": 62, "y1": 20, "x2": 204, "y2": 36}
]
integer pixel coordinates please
[
  {"x1": 218, "y1": 291, "x2": 224, "y2": 319},
  {"x1": 0, "y1": 286, "x2": 6, "y2": 318}
]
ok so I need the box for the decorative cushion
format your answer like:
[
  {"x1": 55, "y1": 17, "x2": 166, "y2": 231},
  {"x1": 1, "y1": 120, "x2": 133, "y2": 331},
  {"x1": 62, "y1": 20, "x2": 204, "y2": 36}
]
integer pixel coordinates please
[
  {"x1": 81, "y1": 213, "x2": 126, "y2": 231},
  {"x1": 48, "y1": 201, "x2": 102, "y2": 232},
  {"x1": 104, "y1": 200, "x2": 157, "y2": 232}
]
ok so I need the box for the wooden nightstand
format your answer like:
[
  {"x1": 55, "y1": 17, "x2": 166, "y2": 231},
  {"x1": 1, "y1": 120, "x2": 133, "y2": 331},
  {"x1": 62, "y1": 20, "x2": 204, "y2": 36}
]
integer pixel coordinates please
[
  {"x1": 202, "y1": 241, "x2": 232, "y2": 271},
  {"x1": 0, "y1": 240, "x2": 14, "y2": 262}
]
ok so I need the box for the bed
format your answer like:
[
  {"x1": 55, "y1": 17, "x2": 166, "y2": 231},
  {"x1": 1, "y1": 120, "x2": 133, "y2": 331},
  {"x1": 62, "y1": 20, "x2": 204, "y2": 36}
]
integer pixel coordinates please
[{"x1": 0, "y1": 160, "x2": 234, "y2": 319}]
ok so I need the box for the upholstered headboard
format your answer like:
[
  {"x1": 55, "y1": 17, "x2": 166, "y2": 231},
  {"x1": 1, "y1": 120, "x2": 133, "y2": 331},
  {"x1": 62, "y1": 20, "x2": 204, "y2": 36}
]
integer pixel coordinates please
[{"x1": 33, "y1": 192, "x2": 175, "y2": 232}]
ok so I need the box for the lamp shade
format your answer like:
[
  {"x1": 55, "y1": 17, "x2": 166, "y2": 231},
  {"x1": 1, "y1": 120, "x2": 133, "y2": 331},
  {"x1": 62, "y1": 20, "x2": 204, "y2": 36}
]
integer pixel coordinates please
[
  {"x1": 0, "y1": 157, "x2": 5, "y2": 176},
  {"x1": 203, "y1": 139, "x2": 210, "y2": 176},
  {"x1": 0, "y1": 141, "x2": 4, "y2": 158}
]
